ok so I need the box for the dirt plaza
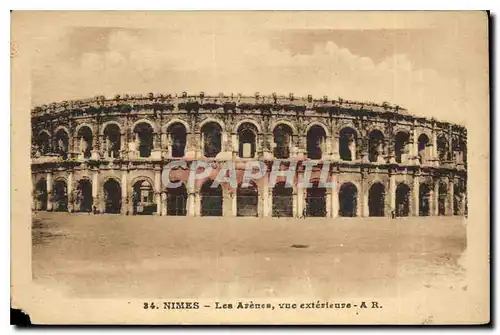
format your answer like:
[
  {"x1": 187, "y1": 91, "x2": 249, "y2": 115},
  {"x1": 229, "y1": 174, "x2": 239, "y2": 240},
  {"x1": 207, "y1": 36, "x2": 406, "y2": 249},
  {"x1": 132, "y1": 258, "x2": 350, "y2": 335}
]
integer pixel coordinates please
[{"x1": 32, "y1": 212, "x2": 466, "y2": 299}]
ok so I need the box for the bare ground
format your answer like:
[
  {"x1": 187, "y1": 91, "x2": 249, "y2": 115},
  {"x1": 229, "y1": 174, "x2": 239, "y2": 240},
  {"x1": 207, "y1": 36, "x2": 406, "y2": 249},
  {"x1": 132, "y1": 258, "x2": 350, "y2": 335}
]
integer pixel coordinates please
[{"x1": 32, "y1": 212, "x2": 466, "y2": 299}]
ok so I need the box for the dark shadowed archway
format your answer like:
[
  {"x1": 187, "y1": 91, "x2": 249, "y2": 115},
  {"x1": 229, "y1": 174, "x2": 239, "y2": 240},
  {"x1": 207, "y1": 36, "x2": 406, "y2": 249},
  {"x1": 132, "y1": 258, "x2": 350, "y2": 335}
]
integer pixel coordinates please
[
  {"x1": 201, "y1": 180, "x2": 223, "y2": 216},
  {"x1": 272, "y1": 182, "x2": 293, "y2": 217},
  {"x1": 53, "y1": 179, "x2": 68, "y2": 212},
  {"x1": 339, "y1": 182, "x2": 357, "y2": 217},
  {"x1": 167, "y1": 182, "x2": 188, "y2": 216},
  {"x1": 104, "y1": 179, "x2": 122, "y2": 214},
  {"x1": 237, "y1": 182, "x2": 258, "y2": 217},
  {"x1": 368, "y1": 182, "x2": 385, "y2": 217},
  {"x1": 395, "y1": 183, "x2": 410, "y2": 217}
]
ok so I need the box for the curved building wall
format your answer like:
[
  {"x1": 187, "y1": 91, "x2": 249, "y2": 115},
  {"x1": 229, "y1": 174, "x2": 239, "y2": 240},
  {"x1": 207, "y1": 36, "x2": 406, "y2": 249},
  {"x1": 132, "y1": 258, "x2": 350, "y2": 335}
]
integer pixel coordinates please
[{"x1": 31, "y1": 93, "x2": 468, "y2": 218}]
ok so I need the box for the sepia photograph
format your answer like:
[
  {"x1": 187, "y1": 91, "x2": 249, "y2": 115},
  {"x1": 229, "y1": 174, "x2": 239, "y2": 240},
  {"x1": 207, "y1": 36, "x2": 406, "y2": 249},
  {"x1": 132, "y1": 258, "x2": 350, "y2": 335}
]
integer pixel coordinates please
[{"x1": 11, "y1": 10, "x2": 490, "y2": 325}]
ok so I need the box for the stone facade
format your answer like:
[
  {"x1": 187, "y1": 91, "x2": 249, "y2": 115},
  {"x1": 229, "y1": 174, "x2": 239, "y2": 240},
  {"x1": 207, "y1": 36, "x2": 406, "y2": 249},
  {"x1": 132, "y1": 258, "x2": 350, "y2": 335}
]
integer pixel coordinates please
[{"x1": 31, "y1": 92, "x2": 467, "y2": 218}]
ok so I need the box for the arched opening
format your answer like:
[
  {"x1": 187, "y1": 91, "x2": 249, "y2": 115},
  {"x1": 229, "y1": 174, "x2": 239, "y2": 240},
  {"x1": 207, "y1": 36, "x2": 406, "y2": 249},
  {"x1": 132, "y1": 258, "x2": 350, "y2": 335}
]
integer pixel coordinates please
[
  {"x1": 167, "y1": 182, "x2": 187, "y2": 216},
  {"x1": 368, "y1": 182, "x2": 385, "y2": 217},
  {"x1": 419, "y1": 183, "x2": 431, "y2": 216},
  {"x1": 394, "y1": 131, "x2": 410, "y2": 164},
  {"x1": 35, "y1": 179, "x2": 47, "y2": 211},
  {"x1": 273, "y1": 124, "x2": 293, "y2": 159},
  {"x1": 453, "y1": 182, "x2": 464, "y2": 216},
  {"x1": 132, "y1": 180, "x2": 156, "y2": 215},
  {"x1": 77, "y1": 126, "x2": 93, "y2": 159},
  {"x1": 54, "y1": 129, "x2": 69, "y2": 160},
  {"x1": 395, "y1": 183, "x2": 410, "y2": 217},
  {"x1": 201, "y1": 123, "x2": 222, "y2": 158},
  {"x1": 200, "y1": 181, "x2": 223, "y2": 216},
  {"x1": 368, "y1": 130, "x2": 385, "y2": 163},
  {"x1": 75, "y1": 179, "x2": 92, "y2": 212},
  {"x1": 52, "y1": 179, "x2": 67, "y2": 212},
  {"x1": 134, "y1": 123, "x2": 154, "y2": 158},
  {"x1": 238, "y1": 123, "x2": 257, "y2": 158},
  {"x1": 339, "y1": 127, "x2": 357, "y2": 161},
  {"x1": 272, "y1": 182, "x2": 293, "y2": 217},
  {"x1": 306, "y1": 182, "x2": 326, "y2": 217},
  {"x1": 103, "y1": 124, "x2": 121, "y2": 159},
  {"x1": 167, "y1": 123, "x2": 187, "y2": 158},
  {"x1": 437, "y1": 135, "x2": 449, "y2": 164},
  {"x1": 418, "y1": 134, "x2": 430, "y2": 165},
  {"x1": 237, "y1": 182, "x2": 258, "y2": 217},
  {"x1": 36, "y1": 131, "x2": 51, "y2": 155},
  {"x1": 307, "y1": 125, "x2": 326, "y2": 159},
  {"x1": 438, "y1": 182, "x2": 447, "y2": 216},
  {"x1": 339, "y1": 182, "x2": 357, "y2": 217},
  {"x1": 103, "y1": 179, "x2": 121, "y2": 214}
]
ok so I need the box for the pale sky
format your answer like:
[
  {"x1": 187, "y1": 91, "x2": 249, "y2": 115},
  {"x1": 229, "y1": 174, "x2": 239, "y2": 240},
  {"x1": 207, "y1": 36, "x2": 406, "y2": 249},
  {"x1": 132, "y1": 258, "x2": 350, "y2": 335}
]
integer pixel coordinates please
[{"x1": 27, "y1": 11, "x2": 488, "y2": 125}]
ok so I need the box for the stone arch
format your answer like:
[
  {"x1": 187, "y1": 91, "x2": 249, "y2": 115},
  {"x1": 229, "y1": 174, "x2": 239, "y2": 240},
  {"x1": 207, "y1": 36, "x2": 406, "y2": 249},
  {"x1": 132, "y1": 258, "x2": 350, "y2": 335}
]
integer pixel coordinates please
[
  {"x1": 273, "y1": 123, "x2": 294, "y2": 159},
  {"x1": 419, "y1": 182, "x2": 431, "y2": 216},
  {"x1": 339, "y1": 182, "x2": 358, "y2": 217},
  {"x1": 201, "y1": 121, "x2": 223, "y2": 158},
  {"x1": 76, "y1": 124, "x2": 94, "y2": 159},
  {"x1": 162, "y1": 118, "x2": 191, "y2": 134},
  {"x1": 417, "y1": 133, "x2": 431, "y2": 164},
  {"x1": 74, "y1": 178, "x2": 93, "y2": 212},
  {"x1": 237, "y1": 180, "x2": 259, "y2": 217},
  {"x1": 272, "y1": 181, "x2": 293, "y2": 217},
  {"x1": 305, "y1": 180, "x2": 327, "y2": 217},
  {"x1": 338, "y1": 126, "x2": 358, "y2": 161},
  {"x1": 131, "y1": 118, "x2": 158, "y2": 133},
  {"x1": 306, "y1": 124, "x2": 327, "y2": 159},
  {"x1": 166, "y1": 180, "x2": 188, "y2": 216},
  {"x1": 75, "y1": 123, "x2": 94, "y2": 136},
  {"x1": 368, "y1": 182, "x2": 386, "y2": 217},
  {"x1": 200, "y1": 179, "x2": 223, "y2": 216},
  {"x1": 368, "y1": 129, "x2": 385, "y2": 163},
  {"x1": 199, "y1": 117, "x2": 225, "y2": 132},
  {"x1": 53, "y1": 125, "x2": 70, "y2": 137},
  {"x1": 34, "y1": 178, "x2": 48, "y2": 211},
  {"x1": 305, "y1": 121, "x2": 330, "y2": 137},
  {"x1": 234, "y1": 119, "x2": 262, "y2": 134},
  {"x1": 237, "y1": 122, "x2": 258, "y2": 158},
  {"x1": 103, "y1": 178, "x2": 122, "y2": 214},
  {"x1": 335, "y1": 122, "x2": 361, "y2": 138},
  {"x1": 270, "y1": 120, "x2": 298, "y2": 135},
  {"x1": 438, "y1": 181, "x2": 448, "y2": 216},
  {"x1": 394, "y1": 130, "x2": 411, "y2": 164},
  {"x1": 395, "y1": 182, "x2": 411, "y2": 217},
  {"x1": 35, "y1": 130, "x2": 51, "y2": 155},
  {"x1": 165, "y1": 121, "x2": 188, "y2": 158},
  {"x1": 100, "y1": 121, "x2": 122, "y2": 135},
  {"x1": 392, "y1": 125, "x2": 411, "y2": 138},
  {"x1": 131, "y1": 176, "x2": 156, "y2": 215}
]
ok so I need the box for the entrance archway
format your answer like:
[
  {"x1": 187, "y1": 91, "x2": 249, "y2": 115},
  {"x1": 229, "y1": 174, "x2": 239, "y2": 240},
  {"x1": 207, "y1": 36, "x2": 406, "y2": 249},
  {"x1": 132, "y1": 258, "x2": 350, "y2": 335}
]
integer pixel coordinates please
[
  {"x1": 167, "y1": 182, "x2": 188, "y2": 216},
  {"x1": 104, "y1": 179, "x2": 121, "y2": 214},
  {"x1": 339, "y1": 182, "x2": 357, "y2": 217},
  {"x1": 395, "y1": 183, "x2": 410, "y2": 217},
  {"x1": 35, "y1": 179, "x2": 47, "y2": 211},
  {"x1": 419, "y1": 183, "x2": 431, "y2": 216},
  {"x1": 53, "y1": 179, "x2": 68, "y2": 212},
  {"x1": 200, "y1": 181, "x2": 223, "y2": 216},
  {"x1": 132, "y1": 180, "x2": 156, "y2": 215},
  {"x1": 368, "y1": 182, "x2": 385, "y2": 217},
  {"x1": 272, "y1": 182, "x2": 293, "y2": 217},
  {"x1": 75, "y1": 179, "x2": 92, "y2": 212},
  {"x1": 438, "y1": 182, "x2": 447, "y2": 216},
  {"x1": 237, "y1": 182, "x2": 258, "y2": 217},
  {"x1": 306, "y1": 183, "x2": 326, "y2": 217}
]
